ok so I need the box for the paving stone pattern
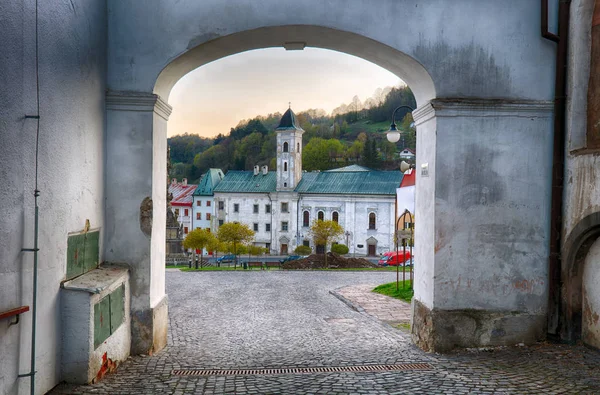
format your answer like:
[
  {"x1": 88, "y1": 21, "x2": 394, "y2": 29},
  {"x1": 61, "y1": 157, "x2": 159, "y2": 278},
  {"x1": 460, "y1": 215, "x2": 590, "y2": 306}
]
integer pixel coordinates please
[
  {"x1": 334, "y1": 283, "x2": 412, "y2": 324},
  {"x1": 51, "y1": 271, "x2": 600, "y2": 394}
]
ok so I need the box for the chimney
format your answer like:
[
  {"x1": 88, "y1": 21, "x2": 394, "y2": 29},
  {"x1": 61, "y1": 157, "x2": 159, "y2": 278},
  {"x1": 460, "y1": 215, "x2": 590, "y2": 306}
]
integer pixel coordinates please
[
  {"x1": 253, "y1": 165, "x2": 259, "y2": 176},
  {"x1": 182, "y1": 178, "x2": 187, "y2": 186},
  {"x1": 262, "y1": 165, "x2": 268, "y2": 175}
]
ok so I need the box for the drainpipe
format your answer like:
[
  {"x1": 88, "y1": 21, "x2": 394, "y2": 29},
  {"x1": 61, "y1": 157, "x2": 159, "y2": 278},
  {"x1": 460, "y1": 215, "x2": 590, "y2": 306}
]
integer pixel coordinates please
[
  {"x1": 268, "y1": 194, "x2": 273, "y2": 254},
  {"x1": 541, "y1": 0, "x2": 571, "y2": 337},
  {"x1": 19, "y1": 1, "x2": 41, "y2": 393}
]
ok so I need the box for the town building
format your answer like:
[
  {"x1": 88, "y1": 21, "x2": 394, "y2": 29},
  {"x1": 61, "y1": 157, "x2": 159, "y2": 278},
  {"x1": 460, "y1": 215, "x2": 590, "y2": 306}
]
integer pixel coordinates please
[
  {"x1": 168, "y1": 178, "x2": 197, "y2": 236},
  {"x1": 212, "y1": 108, "x2": 404, "y2": 255},
  {"x1": 192, "y1": 169, "x2": 224, "y2": 232}
]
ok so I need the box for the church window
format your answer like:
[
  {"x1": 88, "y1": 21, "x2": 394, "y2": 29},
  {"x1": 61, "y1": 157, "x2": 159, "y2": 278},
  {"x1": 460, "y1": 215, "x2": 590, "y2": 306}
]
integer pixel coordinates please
[
  {"x1": 253, "y1": 223, "x2": 259, "y2": 231},
  {"x1": 265, "y1": 204, "x2": 271, "y2": 213},
  {"x1": 253, "y1": 204, "x2": 259, "y2": 213},
  {"x1": 234, "y1": 203, "x2": 239, "y2": 213},
  {"x1": 281, "y1": 221, "x2": 288, "y2": 231},
  {"x1": 281, "y1": 202, "x2": 289, "y2": 213},
  {"x1": 332, "y1": 211, "x2": 339, "y2": 223},
  {"x1": 284, "y1": 162, "x2": 288, "y2": 171},
  {"x1": 266, "y1": 223, "x2": 271, "y2": 232},
  {"x1": 297, "y1": 142, "x2": 300, "y2": 152},
  {"x1": 283, "y1": 142, "x2": 289, "y2": 152},
  {"x1": 318, "y1": 211, "x2": 324, "y2": 221},
  {"x1": 369, "y1": 213, "x2": 376, "y2": 230},
  {"x1": 303, "y1": 210, "x2": 310, "y2": 227},
  {"x1": 218, "y1": 201, "x2": 224, "y2": 210},
  {"x1": 196, "y1": 213, "x2": 201, "y2": 220}
]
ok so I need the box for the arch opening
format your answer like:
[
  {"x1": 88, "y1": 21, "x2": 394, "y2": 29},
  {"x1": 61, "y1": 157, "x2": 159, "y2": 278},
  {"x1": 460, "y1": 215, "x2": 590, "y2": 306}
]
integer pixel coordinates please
[
  {"x1": 561, "y1": 212, "x2": 600, "y2": 343},
  {"x1": 154, "y1": 25, "x2": 436, "y2": 106}
]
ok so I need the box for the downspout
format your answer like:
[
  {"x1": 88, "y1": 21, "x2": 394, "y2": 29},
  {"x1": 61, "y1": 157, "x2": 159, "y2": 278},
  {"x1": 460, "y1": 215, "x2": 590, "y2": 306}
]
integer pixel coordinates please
[
  {"x1": 541, "y1": 0, "x2": 571, "y2": 337},
  {"x1": 19, "y1": 0, "x2": 41, "y2": 393},
  {"x1": 268, "y1": 194, "x2": 273, "y2": 253}
]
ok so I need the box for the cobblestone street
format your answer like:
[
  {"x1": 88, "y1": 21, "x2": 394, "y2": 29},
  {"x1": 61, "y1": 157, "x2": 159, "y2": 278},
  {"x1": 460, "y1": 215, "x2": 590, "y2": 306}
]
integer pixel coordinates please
[{"x1": 51, "y1": 270, "x2": 600, "y2": 394}]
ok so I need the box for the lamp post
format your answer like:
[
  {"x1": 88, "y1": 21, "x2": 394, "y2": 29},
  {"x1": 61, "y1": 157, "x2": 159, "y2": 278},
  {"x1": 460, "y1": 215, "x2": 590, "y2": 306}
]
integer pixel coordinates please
[
  {"x1": 388, "y1": 105, "x2": 416, "y2": 291},
  {"x1": 386, "y1": 105, "x2": 415, "y2": 144}
]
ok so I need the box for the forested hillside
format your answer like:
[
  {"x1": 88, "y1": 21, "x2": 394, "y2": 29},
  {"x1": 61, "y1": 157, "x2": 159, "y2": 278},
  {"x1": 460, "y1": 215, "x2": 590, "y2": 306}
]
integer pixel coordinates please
[{"x1": 168, "y1": 85, "x2": 416, "y2": 182}]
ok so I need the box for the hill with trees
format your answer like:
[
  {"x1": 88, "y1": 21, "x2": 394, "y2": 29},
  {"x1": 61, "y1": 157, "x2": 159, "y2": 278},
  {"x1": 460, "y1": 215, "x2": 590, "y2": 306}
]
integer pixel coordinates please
[{"x1": 168, "y1": 85, "x2": 416, "y2": 182}]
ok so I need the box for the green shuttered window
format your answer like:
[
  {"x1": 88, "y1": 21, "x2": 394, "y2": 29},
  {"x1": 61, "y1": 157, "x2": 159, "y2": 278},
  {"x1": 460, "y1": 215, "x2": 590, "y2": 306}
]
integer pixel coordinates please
[
  {"x1": 66, "y1": 231, "x2": 100, "y2": 280},
  {"x1": 94, "y1": 284, "x2": 125, "y2": 349}
]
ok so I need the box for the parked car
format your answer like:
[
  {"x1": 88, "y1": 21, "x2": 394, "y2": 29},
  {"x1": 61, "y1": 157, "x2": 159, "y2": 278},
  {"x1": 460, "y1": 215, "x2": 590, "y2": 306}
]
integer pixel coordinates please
[
  {"x1": 279, "y1": 255, "x2": 305, "y2": 264},
  {"x1": 216, "y1": 254, "x2": 236, "y2": 264},
  {"x1": 378, "y1": 251, "x2": 412, "y2": 266}
]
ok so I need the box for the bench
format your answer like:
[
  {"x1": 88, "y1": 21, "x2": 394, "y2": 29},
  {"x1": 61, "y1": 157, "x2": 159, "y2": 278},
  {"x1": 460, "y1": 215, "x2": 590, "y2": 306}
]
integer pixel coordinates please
[
  {"x1": 247, "y1": 261, "x2": 263, "y2": 270},
  {"x1": 264, "y1": 261, "x2": 280, "y2": 270}
]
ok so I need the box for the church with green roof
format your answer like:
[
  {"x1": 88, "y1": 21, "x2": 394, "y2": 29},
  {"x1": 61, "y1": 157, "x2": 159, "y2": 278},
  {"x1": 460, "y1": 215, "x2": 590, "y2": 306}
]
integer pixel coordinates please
[{"x1": 200, "y1": 108, "x2": 403, "y2": 256}]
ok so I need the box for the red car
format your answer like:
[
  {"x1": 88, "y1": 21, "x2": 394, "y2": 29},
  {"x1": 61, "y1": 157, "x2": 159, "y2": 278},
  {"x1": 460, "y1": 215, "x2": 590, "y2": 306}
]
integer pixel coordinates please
[{"x1": 378, "y1": 251, "x2": 411, "y2": 266}]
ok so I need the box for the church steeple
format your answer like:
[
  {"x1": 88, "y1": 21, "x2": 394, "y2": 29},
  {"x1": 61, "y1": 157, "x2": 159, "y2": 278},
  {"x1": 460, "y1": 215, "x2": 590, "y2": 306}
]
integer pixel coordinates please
[{"x1": 276, "y1": 107, "x2": 304, "y2": 191}]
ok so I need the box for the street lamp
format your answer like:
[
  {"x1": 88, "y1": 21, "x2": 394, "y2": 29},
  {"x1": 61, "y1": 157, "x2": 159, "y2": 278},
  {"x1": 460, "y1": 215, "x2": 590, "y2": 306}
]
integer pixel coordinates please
[{"x1": 386, "y1": 105, "x2": 415, "y2": 143}]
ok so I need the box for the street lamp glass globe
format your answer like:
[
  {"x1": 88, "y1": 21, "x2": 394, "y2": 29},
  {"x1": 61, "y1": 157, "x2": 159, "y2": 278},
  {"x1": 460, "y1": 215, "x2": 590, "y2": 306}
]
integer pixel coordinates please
[{"x1": 386, "y1": 130, "x2": 400, "y2": 143}]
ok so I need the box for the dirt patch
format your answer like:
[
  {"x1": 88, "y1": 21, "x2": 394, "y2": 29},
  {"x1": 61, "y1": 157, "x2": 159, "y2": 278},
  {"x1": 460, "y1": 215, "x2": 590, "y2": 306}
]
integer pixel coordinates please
[{"x1": 281, "y1": 252, "x2": 377, "y2": 269}]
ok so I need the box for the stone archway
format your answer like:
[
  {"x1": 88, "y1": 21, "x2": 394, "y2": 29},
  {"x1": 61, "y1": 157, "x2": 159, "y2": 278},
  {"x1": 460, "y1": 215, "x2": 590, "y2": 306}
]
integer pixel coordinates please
[
  {"x1": 560, "y1": 212, "x2": 600, "y2": 343},
  {"x1": 104, "y1": 2, "x2": 557, "y2": 353}
]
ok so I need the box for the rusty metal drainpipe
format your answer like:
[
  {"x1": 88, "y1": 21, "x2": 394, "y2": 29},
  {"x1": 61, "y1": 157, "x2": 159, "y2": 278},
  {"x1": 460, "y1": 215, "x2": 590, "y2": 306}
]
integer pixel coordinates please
[{"x1": 541, "y1": 0, "x2": 571, "y2": 338}]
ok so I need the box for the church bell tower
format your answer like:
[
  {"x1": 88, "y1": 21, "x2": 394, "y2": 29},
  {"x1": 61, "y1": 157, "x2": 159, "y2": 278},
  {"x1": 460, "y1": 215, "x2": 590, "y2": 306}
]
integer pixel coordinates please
[{"x1": 276, "y1": 107, "x2": 304, "y2": 191}]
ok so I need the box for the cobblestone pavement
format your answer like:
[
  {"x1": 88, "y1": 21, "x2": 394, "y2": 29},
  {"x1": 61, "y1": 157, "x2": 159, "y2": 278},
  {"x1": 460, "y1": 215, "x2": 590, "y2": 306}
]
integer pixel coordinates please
[
  {"x1": 51, "y1": 271, "x2": 600, "y2": 394},
  {"x1": 333, "y1": 284, "x2": 411, "y2": 324}
]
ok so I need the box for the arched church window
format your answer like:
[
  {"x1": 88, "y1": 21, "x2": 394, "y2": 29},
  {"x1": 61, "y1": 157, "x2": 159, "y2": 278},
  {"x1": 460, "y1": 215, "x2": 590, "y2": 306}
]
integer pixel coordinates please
[
  {"x1": 284, "y1": 162, "x2": 288, "y2": 171},
  {"x1": 297, "y1": 142, "x2": 300, "y2": 152},
  {"x1": 332, "y1": 211, "x2": 339, "y2": 223},
  {"x1": 303, "y1": 211, "x2": 310, "y2": 227},
  {"x1": 318, "y1": 211, "x2": 324, "y2": 221},
  {"x1": 369, "y1": 212, "x2": 376, "y2": 230},
  {"x1": 283, "y1": 142, "x2": 289, "y2": 152}
]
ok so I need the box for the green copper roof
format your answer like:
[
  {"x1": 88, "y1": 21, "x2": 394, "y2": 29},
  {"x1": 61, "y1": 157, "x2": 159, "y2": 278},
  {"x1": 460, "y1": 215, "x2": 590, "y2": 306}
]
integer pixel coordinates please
[
  {"x1": 276, "y1": 108, "x2": 303, "y2": 131},
  {"x1": 213, "y1": 171, "x2": 277, "y2": 193},
  {"x1": 193, "y1": 168, "x2": 225, "y2": 196},
  {"x1": 325, "y1": 164, "x2": 372, "y2": 172},
  {"x1": 295, "y1": 170, "x2": 403, "y2": 195}
]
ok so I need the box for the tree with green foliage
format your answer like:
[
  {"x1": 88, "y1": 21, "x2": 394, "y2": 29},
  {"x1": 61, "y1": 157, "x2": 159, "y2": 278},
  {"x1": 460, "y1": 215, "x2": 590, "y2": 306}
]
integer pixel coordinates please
[
  {"x1": 217, "y1": 222, "x2": 255, "y2": 267},
  {"x1": 303, "y1": 138, "x2": 346, "y2": 171},
  {"x1": 309, "y1": 219, "x2": 344, "y2": 268},
  {"x1": 182, "y1": 229, "x2": 217, "y2": 269}
]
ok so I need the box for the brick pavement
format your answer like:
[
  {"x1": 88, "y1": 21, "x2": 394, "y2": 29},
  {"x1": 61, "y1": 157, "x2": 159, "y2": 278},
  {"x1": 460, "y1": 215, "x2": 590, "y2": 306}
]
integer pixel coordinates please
[{"x1": 50, "y1": 271, "x2": 600, "y2": 394}]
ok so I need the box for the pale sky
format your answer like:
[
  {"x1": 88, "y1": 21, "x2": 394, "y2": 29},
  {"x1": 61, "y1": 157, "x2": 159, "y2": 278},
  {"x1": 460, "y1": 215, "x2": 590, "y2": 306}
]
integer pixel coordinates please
[{"x1": 168, "y1": 47, "x2": 403, "y2": 138}]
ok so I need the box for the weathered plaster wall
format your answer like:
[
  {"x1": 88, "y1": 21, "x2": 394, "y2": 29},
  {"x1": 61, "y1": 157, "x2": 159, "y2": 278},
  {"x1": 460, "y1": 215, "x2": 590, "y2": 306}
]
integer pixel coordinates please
[
  {"x1": 582, "y1": 238, "x2": 600, "y2": 348},
  {"x1": 107, "y1": 0, "x2": 555, "y2": 105},
  {"x1": 563, "y1": 0, "x2": 600, "y2": 234},
  {"x1": 559, "y1": 0, "x2": 600, "y2": 342},
  {"x1": 0, "y1": 1, "x2": 106, "y2": 394}
]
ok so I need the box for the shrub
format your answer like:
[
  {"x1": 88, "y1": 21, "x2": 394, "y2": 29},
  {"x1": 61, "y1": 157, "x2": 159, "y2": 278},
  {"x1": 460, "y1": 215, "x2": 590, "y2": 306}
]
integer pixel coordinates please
[
  {"x1": 331, "y1": 244, "x2": 349, "y2": 254},
  {"x1": 294, "y1": 245, "x2": 312, "y2": 255}
]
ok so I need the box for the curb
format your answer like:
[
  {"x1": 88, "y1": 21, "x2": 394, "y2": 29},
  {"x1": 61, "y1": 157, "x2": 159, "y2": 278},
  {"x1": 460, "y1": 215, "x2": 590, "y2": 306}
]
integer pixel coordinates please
[{"x1": 329, "y1": 289, "x2": 366, "y2": 313}]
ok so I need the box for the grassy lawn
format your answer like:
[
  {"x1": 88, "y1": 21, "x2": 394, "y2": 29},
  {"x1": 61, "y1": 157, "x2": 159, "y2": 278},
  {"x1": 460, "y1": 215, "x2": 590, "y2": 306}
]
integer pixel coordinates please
[
  {"x1": 372, "y1": 281, "x2": 414, "y2": 303},
  {"x1": 179, "y1": 266, "x2": 272, "y2": 272}
]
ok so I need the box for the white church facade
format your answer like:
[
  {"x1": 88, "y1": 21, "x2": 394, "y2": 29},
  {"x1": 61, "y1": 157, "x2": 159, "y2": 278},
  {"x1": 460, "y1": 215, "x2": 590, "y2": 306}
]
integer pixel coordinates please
[{"x1": 211, "y1": 108, "x2": 403, "y2": 256}]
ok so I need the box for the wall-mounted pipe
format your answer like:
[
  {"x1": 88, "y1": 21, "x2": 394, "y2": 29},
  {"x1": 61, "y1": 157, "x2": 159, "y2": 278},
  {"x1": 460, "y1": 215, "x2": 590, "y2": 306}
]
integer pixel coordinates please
[
  {"x1": 17, "y1": 1, "x2": 42, "y2": 394},
  {"x1": 541, "y1": 0, "x2": 571, "y2": 338}
]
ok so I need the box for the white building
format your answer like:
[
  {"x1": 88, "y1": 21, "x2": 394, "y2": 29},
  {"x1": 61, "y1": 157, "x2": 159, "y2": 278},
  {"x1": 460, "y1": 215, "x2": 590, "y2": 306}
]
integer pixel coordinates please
[
  {"x1": 213, "y1": 108, "x2": 403, "y2": 255},
  {"x1": 192, "y1": 169, "x2": 224, "y2": 232}
]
